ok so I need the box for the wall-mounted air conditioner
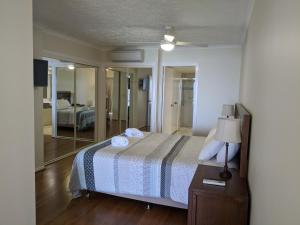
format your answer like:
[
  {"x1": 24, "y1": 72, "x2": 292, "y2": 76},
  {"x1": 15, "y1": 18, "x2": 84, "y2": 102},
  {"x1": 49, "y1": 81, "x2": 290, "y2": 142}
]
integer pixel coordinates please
[{"x1": 110, "y1": 49, "x2": 144, "y2": 62}]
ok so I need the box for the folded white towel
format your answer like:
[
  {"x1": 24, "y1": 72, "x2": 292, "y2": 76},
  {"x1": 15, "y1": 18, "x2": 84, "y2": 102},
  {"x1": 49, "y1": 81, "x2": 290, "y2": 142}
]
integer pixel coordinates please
[
  {"x1": 111, "y1": 136, "x2": 129, "y2": 147},
  {"x1": 125, "y1": 128, "x2": 144, "y2": 138}
]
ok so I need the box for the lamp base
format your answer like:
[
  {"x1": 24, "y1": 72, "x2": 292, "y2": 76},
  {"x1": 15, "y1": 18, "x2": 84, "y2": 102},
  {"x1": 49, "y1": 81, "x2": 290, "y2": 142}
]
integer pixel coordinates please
[{"x1": 219, "y1": 170, "x2": 232, "y2": 180}]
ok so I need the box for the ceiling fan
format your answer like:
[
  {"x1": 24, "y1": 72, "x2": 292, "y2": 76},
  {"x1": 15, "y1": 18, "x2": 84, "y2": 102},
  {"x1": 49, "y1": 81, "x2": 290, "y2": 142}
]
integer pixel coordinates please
[{"x1": 127, "y1": 26, "x2": 208, "y2": 51}]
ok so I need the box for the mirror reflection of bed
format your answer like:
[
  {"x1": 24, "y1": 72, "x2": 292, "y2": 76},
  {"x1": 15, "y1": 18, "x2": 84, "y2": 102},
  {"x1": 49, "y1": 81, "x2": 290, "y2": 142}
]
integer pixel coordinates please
[
  {"x1": 56, "y1": 92, "x2": 95, "y2": 140},
  {"x1": 42, "y1": 59, "x2": 97, "y2": 163}
]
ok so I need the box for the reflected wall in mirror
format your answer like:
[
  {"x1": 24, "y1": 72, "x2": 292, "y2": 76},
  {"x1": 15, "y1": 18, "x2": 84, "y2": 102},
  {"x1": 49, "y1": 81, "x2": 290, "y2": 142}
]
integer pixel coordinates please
[{"x1": 105, "y1": 67, "x2": 152, "y2": 139}]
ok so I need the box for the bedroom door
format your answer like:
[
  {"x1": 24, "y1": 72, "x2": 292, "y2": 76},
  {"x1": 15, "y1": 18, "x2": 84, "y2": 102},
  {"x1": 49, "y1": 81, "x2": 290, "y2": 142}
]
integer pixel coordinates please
[
  {"x1": 162, "y1": 66, "x2": 195, "y2": 135},
  {"x1": 163, "y1": 67, "x2": 180, "y2": 134},
  {"x1": 172, "y1": 79, "x2": 181, "y2": 132}
]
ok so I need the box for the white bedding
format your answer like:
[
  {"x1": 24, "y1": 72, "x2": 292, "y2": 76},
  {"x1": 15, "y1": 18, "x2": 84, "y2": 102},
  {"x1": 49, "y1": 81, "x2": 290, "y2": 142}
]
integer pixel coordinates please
[{"x1": 69, "y1": 132, "x2": 237, "y2": 205}]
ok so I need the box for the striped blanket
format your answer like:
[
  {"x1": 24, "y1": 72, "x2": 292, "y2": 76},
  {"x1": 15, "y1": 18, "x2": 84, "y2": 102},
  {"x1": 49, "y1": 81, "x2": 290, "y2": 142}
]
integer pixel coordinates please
[
  {"x1": 69, "y1": 132, "x2": 206, "y2": 205},
  {"x1": 57, "y1": 106, "x2": 95, "y2": 130}
]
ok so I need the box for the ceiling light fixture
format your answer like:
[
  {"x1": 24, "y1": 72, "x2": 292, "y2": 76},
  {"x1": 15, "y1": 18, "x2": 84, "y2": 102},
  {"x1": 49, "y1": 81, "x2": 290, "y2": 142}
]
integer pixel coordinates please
[
  {"x1": 160, "y1": 40, "x2": 175, "y2": 51},
  {"x1": 68, "y1": 64, "x2": 75, "y2": 70},
  {"x1": 164, "y1": 34, "x2": 175, "y2": 42}
]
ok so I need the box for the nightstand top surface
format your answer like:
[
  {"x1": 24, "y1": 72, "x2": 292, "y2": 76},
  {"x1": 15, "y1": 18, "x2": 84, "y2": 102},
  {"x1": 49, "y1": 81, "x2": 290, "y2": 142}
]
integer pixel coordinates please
[{"x1": 189, "y1": 165, "x2": 249, "y2": 197}]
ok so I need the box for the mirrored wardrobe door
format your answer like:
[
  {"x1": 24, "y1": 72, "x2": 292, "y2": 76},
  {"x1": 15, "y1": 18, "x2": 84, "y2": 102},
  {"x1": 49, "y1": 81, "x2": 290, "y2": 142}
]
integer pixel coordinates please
[
  {"x1": 105, "y1": 69, "x2": 122, "y2": 138},
  {"x1": 74, "y1": 65, "x2": 96, "y2": 149},
  {"x1": 56, "y1": 66, "x2": 75, "y2": 139},
  {"x1": 119, "y1": 70, "x2": 128, "y2": 134}
]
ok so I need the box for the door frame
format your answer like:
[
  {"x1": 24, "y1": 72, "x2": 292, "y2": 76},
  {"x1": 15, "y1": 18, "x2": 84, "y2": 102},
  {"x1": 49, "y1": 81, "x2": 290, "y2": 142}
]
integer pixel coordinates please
[{"x1": 160, "y1": 64, "x2": 199, "y2": 135}]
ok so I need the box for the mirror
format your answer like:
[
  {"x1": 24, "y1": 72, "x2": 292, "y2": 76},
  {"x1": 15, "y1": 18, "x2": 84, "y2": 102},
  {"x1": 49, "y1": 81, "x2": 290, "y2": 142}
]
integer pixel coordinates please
[{"x1": 105, "y1": 67, "x2": 152, "y2": 138}]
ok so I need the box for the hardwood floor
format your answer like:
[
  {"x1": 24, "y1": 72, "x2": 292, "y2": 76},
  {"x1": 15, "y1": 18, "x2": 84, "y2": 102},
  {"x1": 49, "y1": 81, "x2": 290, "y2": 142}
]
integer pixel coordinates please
[
  {"x1": 36, "y1": 156, "x2": 188, "y2": 225},
  {"x1": 44, "y1": 135, "x2": 93, "y2": 162},
  {"x1": 44, "y1": 122, "x2": 149, "y2": 163},
  {"x1": 57, "y1": 127, "x2": 95, "y2": 140}
]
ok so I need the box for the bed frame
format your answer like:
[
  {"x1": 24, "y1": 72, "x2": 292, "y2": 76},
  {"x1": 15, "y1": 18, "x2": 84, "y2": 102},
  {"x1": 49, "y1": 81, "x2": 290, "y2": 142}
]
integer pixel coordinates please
[
  {"x1": 235, "y1": 103, "x2": 252, "y2": 178},
  {"x1": 86, "y1": 103, "x2": 252, "y2": 209},
  {"x1": 57, "y1": 91, "x2": 71, "y2": 103}
]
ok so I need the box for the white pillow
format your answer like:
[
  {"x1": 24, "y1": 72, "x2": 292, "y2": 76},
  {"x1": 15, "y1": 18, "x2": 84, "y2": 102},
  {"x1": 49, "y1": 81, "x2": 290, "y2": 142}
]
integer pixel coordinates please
[
  {"x1": 198, "y1": 140, "x2": 224, "y2": 161},
  {"x1": 216, "y1": 143, "x2": 240, "y2": 163},
  {"x1": 204, "y1": 128, "x2": 216, "y2": 145},
  {"x1": 57, "y1": 99, "x2": 71, "y2": 110}
]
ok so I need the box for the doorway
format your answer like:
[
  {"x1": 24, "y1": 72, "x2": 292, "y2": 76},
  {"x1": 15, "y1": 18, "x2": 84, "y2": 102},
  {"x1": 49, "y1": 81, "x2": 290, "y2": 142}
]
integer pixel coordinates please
[
  {"x1": 105, "y1": 67, "x2": 152, "y2": 138},
  {"x1": 43, "y1": 58, "x2": 97, "y2": 163},
  {"x1": 162, "y1": 66, "x2": 195, "y2": 136}
]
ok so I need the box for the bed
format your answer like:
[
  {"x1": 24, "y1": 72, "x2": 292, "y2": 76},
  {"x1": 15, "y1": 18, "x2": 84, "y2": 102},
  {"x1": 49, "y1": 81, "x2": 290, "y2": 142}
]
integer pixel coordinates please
[
  {"x1": 56, "y1": 91, "x2": 95, "y2": 131},
  {"x1": 57, "y1": 106, "x2": 95, "y2": 131},
  {"x1": 69, "y1": 104, "x2": 251, "y2": 209}
]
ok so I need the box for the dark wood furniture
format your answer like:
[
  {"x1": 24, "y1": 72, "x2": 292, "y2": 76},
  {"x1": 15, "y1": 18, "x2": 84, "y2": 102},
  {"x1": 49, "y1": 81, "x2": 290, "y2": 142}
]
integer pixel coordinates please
[
  {"x1": 235, "y1": 104, "x2": 251, "y2": 178},
  {"x1": 188, "y1": 103, "x2": 251, "y2": 225},
  {"x1": 188, "y1": 165, "x2": 249, "y2": 225}
]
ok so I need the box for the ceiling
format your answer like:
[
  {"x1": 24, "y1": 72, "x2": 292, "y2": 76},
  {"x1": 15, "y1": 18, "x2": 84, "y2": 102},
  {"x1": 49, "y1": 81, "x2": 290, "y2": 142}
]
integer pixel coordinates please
[{"x1": 33, "y1": 0, "x2": 252, "y2": 48}]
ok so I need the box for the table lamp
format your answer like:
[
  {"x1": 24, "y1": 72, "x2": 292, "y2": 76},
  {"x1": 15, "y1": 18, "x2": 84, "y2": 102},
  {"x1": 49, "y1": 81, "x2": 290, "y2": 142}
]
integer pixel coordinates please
[
  {"x1": 215, "y1": 118, "x2": 241, "y2": 179},
  {"x1": 222, "y1": 104, "x2": 234, "y2": 118}
]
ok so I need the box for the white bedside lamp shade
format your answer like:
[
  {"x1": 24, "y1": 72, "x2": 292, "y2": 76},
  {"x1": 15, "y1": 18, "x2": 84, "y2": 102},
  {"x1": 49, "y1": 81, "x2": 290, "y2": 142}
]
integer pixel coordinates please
[
  {"x1": 215, "y1": 118, "x2": 241, "y2": 143},
  {"x1": 222, "y1": 104, "x2": 234, "y2": 117}
]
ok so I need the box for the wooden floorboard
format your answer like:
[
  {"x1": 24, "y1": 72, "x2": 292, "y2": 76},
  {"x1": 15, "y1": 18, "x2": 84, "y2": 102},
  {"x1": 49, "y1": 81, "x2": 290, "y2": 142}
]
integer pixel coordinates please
[
  {"x1": 36, "y1": 155, "x2": 187, "y2": 225},
  {"x1": 44, "y1": 136, "x2": 92, "y2": 162}
]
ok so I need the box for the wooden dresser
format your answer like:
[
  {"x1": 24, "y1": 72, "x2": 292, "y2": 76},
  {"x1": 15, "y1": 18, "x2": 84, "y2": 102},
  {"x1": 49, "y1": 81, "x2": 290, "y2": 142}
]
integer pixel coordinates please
[{"x1": 188, "y1": 165, "x2": 249, "y2": 225}]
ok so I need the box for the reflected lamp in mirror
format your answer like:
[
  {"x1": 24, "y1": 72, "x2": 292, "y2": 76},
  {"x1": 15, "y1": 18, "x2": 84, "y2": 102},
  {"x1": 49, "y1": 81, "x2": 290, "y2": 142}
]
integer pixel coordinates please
[
  {"x1": 222, "y1": 104, "x2": 234, "y2": 118},
  {"x1": 215, "y1": 118, "x2": 241, "y2": 180}
]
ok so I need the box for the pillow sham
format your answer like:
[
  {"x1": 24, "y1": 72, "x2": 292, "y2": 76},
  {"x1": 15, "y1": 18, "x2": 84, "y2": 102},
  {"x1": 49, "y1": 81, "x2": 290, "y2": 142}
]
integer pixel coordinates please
[
  {"x1": 204, "y1": 128, "x2": 216, "y2": 145},
  {"x1": 198, "y1": 139, "x2": 224, "y2": 161},
  {"x1": 57, "y1": 99, "x2": 71, "y2": 110},
  {"x1": 216, "y1": 143, "x2": 240, "y2": 163}
]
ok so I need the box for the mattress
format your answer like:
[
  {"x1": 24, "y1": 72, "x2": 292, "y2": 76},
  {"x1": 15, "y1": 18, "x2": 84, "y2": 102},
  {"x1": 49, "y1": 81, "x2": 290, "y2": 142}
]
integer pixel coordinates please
[
  {"x1": 57, "y1": 106, "x2": 95, "y2": 130},
  {"x1": 69, "y1": 132, "x2": 237, "y2": 206}
]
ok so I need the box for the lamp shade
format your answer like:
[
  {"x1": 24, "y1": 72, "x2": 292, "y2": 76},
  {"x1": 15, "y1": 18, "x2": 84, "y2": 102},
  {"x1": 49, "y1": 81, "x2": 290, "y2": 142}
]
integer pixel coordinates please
[
  {"x1": 222, "y1": 104, "x2": 234, "y2": 117},
  {"x1": 215, "y1": 118, "x2": 241, "y2": 143}
]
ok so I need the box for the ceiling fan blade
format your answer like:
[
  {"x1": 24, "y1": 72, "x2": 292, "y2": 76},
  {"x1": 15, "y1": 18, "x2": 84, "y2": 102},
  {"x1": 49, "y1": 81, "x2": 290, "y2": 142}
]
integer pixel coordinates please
[
  {"x1": 176, "y1": 41, "x2": 193, "y2": 46},
  {"x1": 127, "y1": 41, "x2": 160, "y2": 45},
  {"x1": 176, "y1": 41, "x2": 208, "y2": 47}
]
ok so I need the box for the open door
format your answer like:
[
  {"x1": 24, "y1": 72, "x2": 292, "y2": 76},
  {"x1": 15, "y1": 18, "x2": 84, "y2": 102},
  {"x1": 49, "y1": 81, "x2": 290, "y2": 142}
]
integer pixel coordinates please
[
  {"x1": 162, "y1": 67, "x2": 181, "y2": 134},
  {"x1": 162, "y1": 66, "x2": 195, "y2": 136}
]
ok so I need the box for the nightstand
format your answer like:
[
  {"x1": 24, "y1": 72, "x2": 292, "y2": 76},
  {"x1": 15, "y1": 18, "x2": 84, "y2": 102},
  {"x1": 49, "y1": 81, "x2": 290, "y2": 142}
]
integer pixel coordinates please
[{"x1": 188, "y1": 165, "x2": 249, "y2": 225}]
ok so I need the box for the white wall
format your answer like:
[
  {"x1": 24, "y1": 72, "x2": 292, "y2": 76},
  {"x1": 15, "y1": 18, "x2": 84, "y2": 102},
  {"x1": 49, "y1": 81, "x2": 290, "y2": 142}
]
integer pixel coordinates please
[
  {"x1": 240, "y1": 1, "x2": 300, "y2": 225},
  {"x1": 104, "y1": 47, "x2": 241, "y2": 135},
  {"x1": 161, "y1": 47, "x2": 242, "y2": 135},
  {"x1": 0, "y1": 0, "x2": 36, "y2": 224}
]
